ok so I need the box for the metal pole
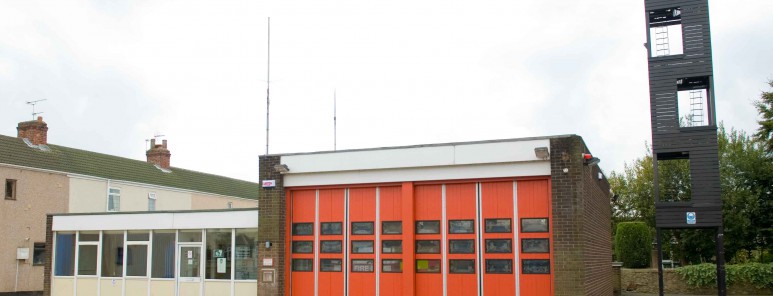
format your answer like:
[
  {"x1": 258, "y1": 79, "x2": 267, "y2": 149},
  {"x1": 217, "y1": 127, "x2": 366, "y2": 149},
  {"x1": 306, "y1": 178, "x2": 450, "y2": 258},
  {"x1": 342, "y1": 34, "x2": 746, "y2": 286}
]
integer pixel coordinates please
[
  {"x1": 265, "y1": 17, "x2": 271, "y2": 155},
  {"x1": 656, "y1": 228, "x2": 665, "y2": 296},
  {"x1": 716, "y1": 226, "x2": 727, "y2": 296},
  {"x1": 15, "y1": 259, "x2": 19, "y2": 292},
  {"x1": 333, "y1": 89, "x2": 338, "y2": 151}
]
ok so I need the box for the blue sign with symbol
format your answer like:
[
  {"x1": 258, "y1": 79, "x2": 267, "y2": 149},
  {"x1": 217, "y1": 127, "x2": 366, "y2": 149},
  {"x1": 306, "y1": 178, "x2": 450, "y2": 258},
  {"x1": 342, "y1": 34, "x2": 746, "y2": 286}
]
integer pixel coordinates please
[{"x1": 686, "y1": 212, "x2": 696, "y2": 225}]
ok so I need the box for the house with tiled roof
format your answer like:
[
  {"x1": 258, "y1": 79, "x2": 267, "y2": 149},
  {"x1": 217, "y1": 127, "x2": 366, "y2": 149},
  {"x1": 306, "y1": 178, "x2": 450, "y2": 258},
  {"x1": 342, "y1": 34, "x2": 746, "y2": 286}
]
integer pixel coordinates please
[{"x1": 0, "y1": 117, "x2": 259, "y2": 294}]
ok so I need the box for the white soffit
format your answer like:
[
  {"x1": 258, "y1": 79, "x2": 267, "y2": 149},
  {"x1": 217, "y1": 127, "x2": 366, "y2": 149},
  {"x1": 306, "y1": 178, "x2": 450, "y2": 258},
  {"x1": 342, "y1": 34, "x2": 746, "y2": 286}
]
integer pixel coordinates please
[
  {"x1": 283, "y1": 161, "x2": 550, "y2": 187},
  {"x1": 52, "y1": 210, "x2": 259, "y2": 231},
  {"x1": 280, "y1": 139, "x2": 550, "y2": 174}
]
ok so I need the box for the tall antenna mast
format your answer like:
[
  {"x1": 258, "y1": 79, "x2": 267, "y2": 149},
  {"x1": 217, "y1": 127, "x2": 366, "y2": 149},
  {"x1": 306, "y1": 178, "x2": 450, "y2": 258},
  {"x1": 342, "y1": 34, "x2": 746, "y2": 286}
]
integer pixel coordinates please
[
  {"x1": 334, "y1": 89, "x2": 337, "y2": 151},
  {"x1": 26, "y1": 99, "x2": 47, "y2": 120},
  {"x1": 265, "y1": 17, "x2": 271, "y2": 155}
]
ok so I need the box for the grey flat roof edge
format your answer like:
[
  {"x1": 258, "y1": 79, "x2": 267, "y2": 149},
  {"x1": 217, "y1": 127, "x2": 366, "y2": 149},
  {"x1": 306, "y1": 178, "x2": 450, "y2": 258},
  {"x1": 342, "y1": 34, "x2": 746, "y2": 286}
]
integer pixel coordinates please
[
  {"x1": 264, "y1": 134, "x2": 578, "y2": 157},
  {"x1": 48, "y1": 207, "x2": 259, "y2": 217}
]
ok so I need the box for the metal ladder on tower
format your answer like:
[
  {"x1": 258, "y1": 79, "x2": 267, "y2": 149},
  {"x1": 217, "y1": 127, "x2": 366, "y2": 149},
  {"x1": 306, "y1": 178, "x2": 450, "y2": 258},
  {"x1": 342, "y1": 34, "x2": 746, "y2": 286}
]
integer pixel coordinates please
[
  {"x1": 654, "y1": 26, "x2": 670, "y2": 57},
  {"x1": 689, "y1": 90, "x2": 705, "y2": 126}
]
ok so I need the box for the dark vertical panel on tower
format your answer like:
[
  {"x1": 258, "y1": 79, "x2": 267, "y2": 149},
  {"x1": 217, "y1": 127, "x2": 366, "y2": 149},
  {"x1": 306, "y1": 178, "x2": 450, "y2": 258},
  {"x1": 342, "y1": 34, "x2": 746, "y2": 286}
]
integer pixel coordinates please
[{"x1": 643, "y1": 0, "x2": 725, "y2": 295}]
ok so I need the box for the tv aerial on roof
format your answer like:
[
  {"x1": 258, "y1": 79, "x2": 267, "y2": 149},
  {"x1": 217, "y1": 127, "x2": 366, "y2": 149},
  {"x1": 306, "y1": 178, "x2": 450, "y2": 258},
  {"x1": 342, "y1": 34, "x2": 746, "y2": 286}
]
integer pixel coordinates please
[{"x1": 25, "y1": 99, "x2": 47, "y2": 120}]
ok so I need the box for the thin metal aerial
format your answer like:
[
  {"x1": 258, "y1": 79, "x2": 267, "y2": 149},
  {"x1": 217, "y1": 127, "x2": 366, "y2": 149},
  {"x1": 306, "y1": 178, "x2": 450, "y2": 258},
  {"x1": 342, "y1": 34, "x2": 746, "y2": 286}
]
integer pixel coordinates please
[
  {"x1": 26, "y1": 99, "x2": 47, "y2": 120},
  {"x1": 265, "y1": 17, "x2": 271, "y2": 155},
  {"x1": 334, "y1": 89, "x2": 337, "y2": 151}
]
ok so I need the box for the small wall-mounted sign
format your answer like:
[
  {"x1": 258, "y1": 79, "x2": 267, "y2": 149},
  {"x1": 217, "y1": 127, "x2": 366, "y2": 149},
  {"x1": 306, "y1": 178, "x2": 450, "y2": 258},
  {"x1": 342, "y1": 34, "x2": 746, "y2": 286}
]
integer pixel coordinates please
[
  {"x1": 686, "y1": 212, "x2": 696, "y2": 225},
  {"x1": 262, "y1": 180, "x2": 276, "y2": 188},
  {"x1": 262, "y1": 269, "x2": 275, "y2": 283},
  {"x1": 263, "y1": 258, "x2": 274, "y2": 266}
]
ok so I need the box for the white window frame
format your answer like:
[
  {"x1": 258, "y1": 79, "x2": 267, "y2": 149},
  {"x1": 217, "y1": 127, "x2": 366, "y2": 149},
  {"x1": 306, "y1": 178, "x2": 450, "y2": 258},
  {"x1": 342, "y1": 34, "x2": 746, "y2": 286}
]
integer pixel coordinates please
[
  {"x1": 75, "y1": 231, "x2": 101, "y2": 277},
  {"x1": 125, "y1": 231, "x2": 150, "y2": 278},
  {"x1": 107, "y1": 187, "x2": 121, "y2": 212},
  {"x1": 148, "y1": 192, "x2": 157, "y2": 211}
]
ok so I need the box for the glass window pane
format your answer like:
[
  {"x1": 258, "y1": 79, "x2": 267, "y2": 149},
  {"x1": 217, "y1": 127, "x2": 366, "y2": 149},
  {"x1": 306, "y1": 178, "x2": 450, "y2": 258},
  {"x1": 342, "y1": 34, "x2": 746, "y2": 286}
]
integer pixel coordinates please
[
  {"x1": 351, "y1": 259, "x2": 374, "y2": 272},
  {"x1": 54, "y1": 233, "x2": 75, "y2": 276},
  {"x1": 382, "y1": 240, "x2": 402, "y2": 254},
  {"x1": 321, "y1": 222, "x2": 342, "y2": 235},
  {"x1": 292, "y1": 223, "x2": 314, "y2": 236},
  {"x1": 416, "y1": 259, "x2": 441, "y2": 273},
  {"x1": 101, "y1": 232, "x2": 124, "y2": 277},
  {"x1": 126, "y1": 245, "x2": 148, "y2": 277},
  {"x1": 415, "y1": 221, "x2": 440, "y2": 234},
  {"x1": 151, "y1": 231, "x2": 176, "y2": 278},
  {"x1": 320, "y1": 241, "x2": 342, "y2": 253},
  {"x1": 33, "y1": 243, "x2": 46, "y2": 266},
  {"x1": 234, "y1": 229, "x2": 258, "y2": 280},
  {"x1": 449, "y1": 240, "x2": 475, "y2": 254},
  {"x1": 521, "y1": 218, "x2": 549, "y2": 233},
  {"x1": 449, "y1": 220, "x2": 474, "y2": 234},
  {"x1": 77, "y1": 245, "x2": 98, "y2": 275},
  {"x1": 485, "y1": 219, "x2": 511, "y2": 233},
  {"x1": 179, "y1": 246, "x2": 200, "y2": 277},
  {"x1": 292, "y1": 259, "x2": 313, "y2": 272},
  {"x1": 351, "y1": 241, "x2": 374, "y2": 254},
  {"x1": 450, "y1": 259, "x2": 475, "y2": 274},
  {"x1": 522, "y1": 239, "x2": 550, "y2": 253},
  {"x1": 382, "y1": 221, "x2": 402, "y2": 234},
  {"x1": 485, "y1": 239, "x2": 512, "y2": 253},
  {"x1": 79, "y1": 232, "x2": 99, "y2": 242},
  {"x1": 522, "y1": 259, "x2": 551, "y2": 274},
  {"x1": 292, "y1": 241, "x2": 313, "y2": 254},
  {"x1": 382, "y1": 259, "x2": 402, "y2": 273},
  {"x1": 178, "y1": 230, "x2": 202, "y2": 242},
  {"x1": 206, "y1": 229, "x2": 232, "y2": 280},
  {"x1": 351, "y1": 222, "x2": 374, "y2": 235},
  {"x1": 320, "y1": 259, "x2": 342, "y2": 272},
  {"x1": 416, "y1": 240, "x2": 440, "y2": 254},
  {"x1": 127, "y1": 231, "x2": 149, "y2": 241},
  {"x1": 486, "y1": 259, "x2": 513, "y2": 274}
]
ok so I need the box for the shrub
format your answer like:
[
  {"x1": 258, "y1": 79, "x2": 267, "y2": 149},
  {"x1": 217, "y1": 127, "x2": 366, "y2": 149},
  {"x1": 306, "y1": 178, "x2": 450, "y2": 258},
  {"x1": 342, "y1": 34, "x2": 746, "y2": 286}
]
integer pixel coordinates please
[
  {"x1": 675, "y1": 263, "x2": 773, "y2": 289},
  {"x1": 614, "y1": 222, "x2": 651, "y2": 268}
]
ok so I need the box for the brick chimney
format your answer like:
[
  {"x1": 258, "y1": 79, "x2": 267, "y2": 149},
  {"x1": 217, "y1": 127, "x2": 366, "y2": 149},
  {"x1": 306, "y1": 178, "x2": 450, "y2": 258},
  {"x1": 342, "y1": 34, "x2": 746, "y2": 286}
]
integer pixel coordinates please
[
  {"x1": 17, "y1": 116, "x2": 49, "y2": 145},
  {"x1": 146, "y1": 139, "x2": 171, "y2": 169}
]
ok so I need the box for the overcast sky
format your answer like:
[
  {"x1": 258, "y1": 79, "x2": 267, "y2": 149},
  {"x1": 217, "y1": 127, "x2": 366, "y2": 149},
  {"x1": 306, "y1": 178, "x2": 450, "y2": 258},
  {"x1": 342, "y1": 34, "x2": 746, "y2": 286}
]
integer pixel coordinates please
[{"x1": 1, "y1": 0, "x2": 771, "y2": 182}]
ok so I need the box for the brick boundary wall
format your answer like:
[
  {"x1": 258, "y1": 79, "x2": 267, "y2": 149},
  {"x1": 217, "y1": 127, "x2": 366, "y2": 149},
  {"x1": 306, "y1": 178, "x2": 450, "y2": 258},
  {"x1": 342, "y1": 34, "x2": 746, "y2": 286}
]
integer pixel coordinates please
[
  {"x1": 43, "y1": 215, "x2": 52, "y2": 296},
  {"x1": 550, "y1": 136, "x2": 613, "y2": 296},
  {"x1": 257, "y1": 155, "x2": 286, "y2": 296}
]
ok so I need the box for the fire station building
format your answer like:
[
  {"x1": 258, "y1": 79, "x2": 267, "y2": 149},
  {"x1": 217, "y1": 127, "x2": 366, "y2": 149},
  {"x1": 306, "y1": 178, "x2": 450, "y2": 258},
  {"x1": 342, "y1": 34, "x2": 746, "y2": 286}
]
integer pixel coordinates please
[{"x1": 256, "y1": 134, "x2": 613, "y2": 296}]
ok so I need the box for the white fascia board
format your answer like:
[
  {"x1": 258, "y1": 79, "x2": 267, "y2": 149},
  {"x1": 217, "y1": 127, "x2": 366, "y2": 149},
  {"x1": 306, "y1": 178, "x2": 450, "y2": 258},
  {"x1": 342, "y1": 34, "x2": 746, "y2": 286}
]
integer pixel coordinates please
[
  {"x1": 281, "y1": 146, "x2": 454, "y2": 173},
  {"x1": 283, "y1": 161, "x2": 550, "y2": 187},
  {"x1": 280, "y1": 139, "x2": 550, "y2": 174},
  {"x1": 52, "y1": 210, "x2": 259, "y2": 231}
]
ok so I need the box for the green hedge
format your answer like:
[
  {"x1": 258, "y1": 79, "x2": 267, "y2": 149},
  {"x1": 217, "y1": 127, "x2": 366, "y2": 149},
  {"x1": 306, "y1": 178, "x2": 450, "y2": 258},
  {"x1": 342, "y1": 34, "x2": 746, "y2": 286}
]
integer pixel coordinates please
[
  {"x1": 675, "y1": 263, "x2": 773, "y2": 289},
  {"x1": 614, "y1": 222, "x2": 651, "y2": 268}
]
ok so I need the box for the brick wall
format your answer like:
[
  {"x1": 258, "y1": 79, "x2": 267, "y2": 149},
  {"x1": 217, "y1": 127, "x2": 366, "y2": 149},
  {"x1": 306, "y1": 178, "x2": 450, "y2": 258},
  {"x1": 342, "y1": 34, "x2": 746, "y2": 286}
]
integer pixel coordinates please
[
  {"x1": 583, "y1": 158, "x2": 613, "y2": 295},
  {"x1": 43, "y1": 215, "x2": 52, "y2": 296},
  {"x1": 550, "y1": 136, "x2": 613, "y2": 296},
  {"x1": 257, "y1": 155, "x2": 286, "y2": 296}
]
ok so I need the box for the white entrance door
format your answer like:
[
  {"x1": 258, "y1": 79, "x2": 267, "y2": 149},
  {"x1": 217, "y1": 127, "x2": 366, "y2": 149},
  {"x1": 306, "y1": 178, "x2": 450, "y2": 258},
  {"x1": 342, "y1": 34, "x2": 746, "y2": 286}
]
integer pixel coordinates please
[{"x1": 177, "y1": 245, "x2": 202, "y2": 296}]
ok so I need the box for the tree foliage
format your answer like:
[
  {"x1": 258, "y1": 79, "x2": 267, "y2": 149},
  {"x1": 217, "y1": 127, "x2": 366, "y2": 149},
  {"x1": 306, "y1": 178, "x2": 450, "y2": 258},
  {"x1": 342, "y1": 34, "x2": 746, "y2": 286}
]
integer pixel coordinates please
[
  {"x1": 754, "y1": 80, "x2": 773, "y2": 153},
  {"x1": 610, "y1": 124, "x2": 773, "y2": 264},
  {"x1": 615, "y1": 222, "x2": 652, "y2": 268}
]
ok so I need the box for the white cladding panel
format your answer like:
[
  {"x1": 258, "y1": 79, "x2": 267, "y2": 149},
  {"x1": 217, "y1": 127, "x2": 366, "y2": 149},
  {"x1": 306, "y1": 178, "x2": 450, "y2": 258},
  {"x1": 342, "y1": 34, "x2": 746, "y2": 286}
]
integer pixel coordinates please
[
  {"x1": 283, "y1": 161, "x2": 550, "y2": 187},
  {"x1": 453, "y1": 140, "x2": 549, "y2": 165},
  {"x1": 52, "y1": 210, "x2": 258, "y2": 231},
  {"x1": 280, "y1": 139, "x2": 550, "y2": 174},
  {"x1": 281, "y1": 146, "x2": 454, "y2": 173}
]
